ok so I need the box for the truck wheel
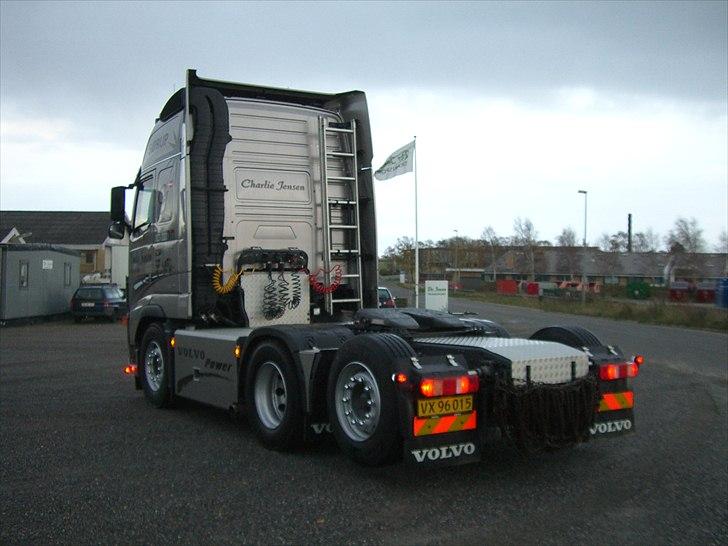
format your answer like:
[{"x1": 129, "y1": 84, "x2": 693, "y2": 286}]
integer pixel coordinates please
[
  {"x1": 140, "y1": 323, "x2": 173, "y2": 408},
  {"x1": 245, "y1": 341, "x2": 303, "y2": 451},
  {"x1": 529, "y1": 325, "x2": 602, "y2": 348},
  {"x1": 327, "y1": 333, "x2": 415, "y2": 466}
]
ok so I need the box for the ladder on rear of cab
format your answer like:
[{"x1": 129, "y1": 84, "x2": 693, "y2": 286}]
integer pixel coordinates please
[{"x1": 319, "y1": 118, "x2": 363, "y2": 316}]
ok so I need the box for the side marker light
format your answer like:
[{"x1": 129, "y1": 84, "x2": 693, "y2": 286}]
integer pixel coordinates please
[{"x1": 123, "y1": 364, "x2": 138, "y2": 375}]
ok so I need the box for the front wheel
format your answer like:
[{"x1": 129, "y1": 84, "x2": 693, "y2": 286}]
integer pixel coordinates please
[
  {"x1": 245, "y1": 341, "x2": 304, "y2": 451},
  {"x1": 140, "y1": 323, "x2": 173, "y2": 407},
  {"x1": 327, "y1": 333, "x2": 415, "y2": 466}
]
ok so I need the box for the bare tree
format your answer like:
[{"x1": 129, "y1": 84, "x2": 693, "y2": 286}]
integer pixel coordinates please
[
  {"x1": 665, "y1": 217, "x2": 706, "y2": 253},
  {"x1": 513, "y1": 217, "x2": 538, "y2": 279},
  {"x1": 715, "y1": 229, "x2": 728, "y2": 253},
  {"x1": 383, "y1": 236, "x2": 416, "y2": 280},
  {"x1": 633, "y1": 228, "x2": 661, "y2": 252},
  {"x1": 598, "y1": 233, "x2": 611, "y2": 252},
  {"x1": 597, "y1": 231, "x2": 628, "y2": 252},
  {"x1": 556, "y1": 227, "x2": 577, "y2": 246},
  {"x1": 481, "y1": 225, "x2": 503, "y2": 281}
]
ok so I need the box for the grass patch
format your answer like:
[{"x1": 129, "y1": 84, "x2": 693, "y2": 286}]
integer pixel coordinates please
[{"x1": 449, "y1": 290, "x2": 728, "y2": 332}]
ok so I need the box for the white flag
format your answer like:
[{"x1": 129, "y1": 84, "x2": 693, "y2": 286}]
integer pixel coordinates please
[{"x1": 374, "y1": 140, "x2": 415, "y2": 181}]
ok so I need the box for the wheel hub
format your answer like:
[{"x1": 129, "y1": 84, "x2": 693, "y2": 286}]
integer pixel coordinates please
[
  {"x1": 254, "y1": 361, "x2": 288, "y2": 430},
  {"x1": 336, "y1": 362, "x2": 381, "y2": 442},
  {"x1": 144, "y1": 341, "x2": 164, "y2": 392}
]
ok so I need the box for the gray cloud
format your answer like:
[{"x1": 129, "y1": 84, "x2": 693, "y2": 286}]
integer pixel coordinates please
[{"x1": 1, "y1": 1, "x2": 725, "y2": 117}]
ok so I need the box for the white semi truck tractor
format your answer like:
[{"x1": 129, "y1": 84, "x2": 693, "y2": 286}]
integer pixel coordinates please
[{"x1": 109, "y1": 70, "x2": 643, "y2": 467}]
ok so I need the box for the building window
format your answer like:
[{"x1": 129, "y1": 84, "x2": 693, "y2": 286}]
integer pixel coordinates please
[
  {"x1": 64, "y1": 262, "x2": 72, "y2": 286},
  {"x1": 85, "y1": 251, "x2": 95, "y2": 264},
  {"x1": 19, "y1": 261, "x2": 29, "y2": 288}
]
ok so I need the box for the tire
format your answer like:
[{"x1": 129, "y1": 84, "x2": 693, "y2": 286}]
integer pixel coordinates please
[
  {"x1": 327, "y1": 333, "x2": 415, "y2": 466},
  {"x1": 529, "y1": 325, "x2": 602, "y2": 348},
  {"x1": 245, "y1": 341, "x2": 304, "y2": 451},
  {"x1": 140, "y1": 323, "x2": 173, "y2": 408}
]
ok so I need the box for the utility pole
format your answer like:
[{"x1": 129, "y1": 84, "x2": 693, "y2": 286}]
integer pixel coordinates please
[
  {"x1": 578, "y1": 190, "x2": 588, "y2": 305},
  {"x1": 453, "y1": 229, "x2": 459, "y2": 284}
]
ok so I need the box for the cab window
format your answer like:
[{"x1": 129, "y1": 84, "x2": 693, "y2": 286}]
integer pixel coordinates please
[
  {"x1": 156, "y1": 166, "x2": 176, "y2": 224},
  {"x1": 133, "y1": 174, "x2": 155, "y2": 231}
]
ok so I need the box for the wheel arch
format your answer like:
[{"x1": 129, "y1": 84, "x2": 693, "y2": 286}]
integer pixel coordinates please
[{"x1": 529, "y1": 325, "x2": 603, "y2": 349}]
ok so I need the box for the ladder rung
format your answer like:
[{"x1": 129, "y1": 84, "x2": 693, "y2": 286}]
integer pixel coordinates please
[
  {"x1": 327, "y1": 176, "x2": 355, "y2": 181},
  {"x1": 327, "y1": 151, "x2": 355, "y2": 158},
  {"x1": 341, "y1": 274, "x2": 360, "y2": 278},
  {"x1": 330, "y1": 249, "x2": 359, "y2": 254},
  {"x1": 326, "y1": 127, "x2": 354, "y2": 134},
  {"x1": 328, "y1": 199, "x2": 357, "y2": 205},
  {"x1": 332, "y1": 298, "x2": 362, "y2": 304},
  {"x1": 329, "y1": 225, "x2": 357, "y2": 230}
]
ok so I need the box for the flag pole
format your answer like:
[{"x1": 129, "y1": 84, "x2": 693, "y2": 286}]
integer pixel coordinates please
[{"x1": 414, "y1": 136, "x2": 419, "y2": 308}]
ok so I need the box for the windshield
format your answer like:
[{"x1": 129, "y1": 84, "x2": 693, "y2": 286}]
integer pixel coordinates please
[{"x1": 75, "y1": 288, "x2": 104, "y2": 300}]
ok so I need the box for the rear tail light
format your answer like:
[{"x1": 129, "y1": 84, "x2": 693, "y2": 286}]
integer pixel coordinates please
[
  {"x1": 599, "y1": 361, "x2": 640, "y2": 381},
  {"x1": 419, "y1": 373, "x2": 479, "y2": 397}
]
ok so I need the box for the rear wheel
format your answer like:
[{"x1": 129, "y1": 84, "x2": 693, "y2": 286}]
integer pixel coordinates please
[
  {"x1": 140, "y1": 323, "x2": 173, "y2": 407},
  {"x1": 245, "y1": 341, "x2": 304, "y2": 451},
  {"x1": 327, "y1": 333, "x2": 415, "y2": 466}
]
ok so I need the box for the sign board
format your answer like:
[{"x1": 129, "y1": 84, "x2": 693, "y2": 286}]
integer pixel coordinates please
[
  {"x1": 425, "y1": 280, "x2": 448, "y2": 312},
  {"x1": 42, "y1": 260, "x2": 53, "y2": 270},
  {"x1": 399, "y1": 271, "x2": 406, "y2": 284}
]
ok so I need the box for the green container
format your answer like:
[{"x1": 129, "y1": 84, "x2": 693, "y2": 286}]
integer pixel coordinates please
[{"x1": 627, "y1": 281, "x2": 651, "y2": 300}]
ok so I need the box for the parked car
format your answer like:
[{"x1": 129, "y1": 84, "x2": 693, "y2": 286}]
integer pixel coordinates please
[
  {"x1": 378, "y1": 286, "x2": 396, "y2": 308},
  {"x1": 71, "y1": 284, "x2": 128, "y2": 322}
]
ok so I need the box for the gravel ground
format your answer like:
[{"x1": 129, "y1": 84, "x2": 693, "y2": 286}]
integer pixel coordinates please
[{"x1": 1, "y1": 311, "x2": 726, "y2": 545}]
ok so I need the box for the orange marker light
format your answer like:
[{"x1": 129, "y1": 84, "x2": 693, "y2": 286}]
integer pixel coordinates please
[
  {"x1": 123, "y1": 364, "x2": 138, "y2": 375},
  {"x1": 170, "y1": 337, "x2": 176, "y2": 348},
  {"x1": 234, "y1": 345, "x2": 241, "y2": 359},
  {"x1": 634, "y1": 355, "x2": 644, "y2": 366},
  {"x1": 395, "y1": 373, "x2": 408, "y2": 384}
]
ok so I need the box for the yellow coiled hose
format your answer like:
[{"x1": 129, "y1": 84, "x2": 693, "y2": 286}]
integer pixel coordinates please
[{"x1": 211, "y1": 266, "x2": 244, "y2": 295}]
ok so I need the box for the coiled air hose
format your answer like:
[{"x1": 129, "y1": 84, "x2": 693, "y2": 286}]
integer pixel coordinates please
[
  {"x1": 211, "y1": 266, "x2": 244, "y2": 295},
  {"x1": 309, "y1": 265, "x2": 343, "y2": 295}
]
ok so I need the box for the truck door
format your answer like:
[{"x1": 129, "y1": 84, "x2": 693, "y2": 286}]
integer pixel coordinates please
[
  {"x1": 128, "y1": 171, "x2": 159, "y2": 304},
  {"x1": 128, "y1": 161, "x2": 182, "y2": 306}
]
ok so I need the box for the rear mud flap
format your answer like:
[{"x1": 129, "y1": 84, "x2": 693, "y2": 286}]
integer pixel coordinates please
[
  {"x1": 403, "y1": 430, "x2": 481, "y2": 467},
  {"x1": 590, "y1": 409, "x2": 635, "y2": 437}
]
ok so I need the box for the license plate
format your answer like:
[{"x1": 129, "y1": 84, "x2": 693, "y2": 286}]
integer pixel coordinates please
[
  {"x1": 417, "y1": 395, "x2": 473, "y2": 418},
  {"x1": 81, "y1": 302, "x2": 95, "y2": 308}
]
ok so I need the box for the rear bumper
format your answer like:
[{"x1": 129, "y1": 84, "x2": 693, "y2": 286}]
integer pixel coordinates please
[{"x1": 402, "y1": 375, "x2": 635, "y2": 467}]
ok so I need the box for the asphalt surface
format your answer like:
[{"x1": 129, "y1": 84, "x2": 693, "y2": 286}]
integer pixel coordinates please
[{"x1": 1, "y1": 306, "x2": 727, "y2": 545}]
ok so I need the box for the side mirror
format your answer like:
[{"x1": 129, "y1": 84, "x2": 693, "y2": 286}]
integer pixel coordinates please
[
  {"x1": 108, "y1": 221, "x2": 125, "y2": 240},
  {"x1": 110, "y1": 186, "x2": 126, "y2": 223}
]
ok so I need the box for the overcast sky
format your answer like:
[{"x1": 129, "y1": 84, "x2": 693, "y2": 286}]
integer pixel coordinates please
[{"x1": 1, "y1": 0, "x2": 726, "y2": 252}]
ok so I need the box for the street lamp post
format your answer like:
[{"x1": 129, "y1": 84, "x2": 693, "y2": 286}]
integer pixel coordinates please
[
  {"x1": 453, "y1": 229, "x2": 459, "y2": 285},
  {"x1": 578, "y1": 190, "x2": 588, "y2": 305}
]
